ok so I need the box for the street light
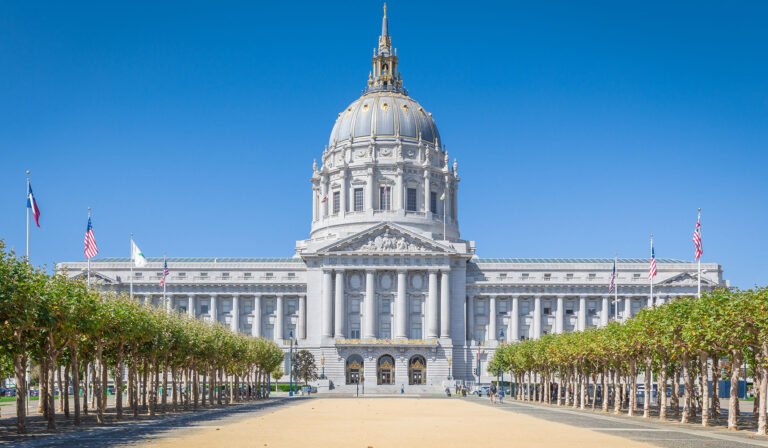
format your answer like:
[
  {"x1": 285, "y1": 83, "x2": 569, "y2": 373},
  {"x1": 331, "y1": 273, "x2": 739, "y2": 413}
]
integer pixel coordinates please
[
  {"x1": 321, "y1": 355, "x2": 325, "y2": 379},
  {"x1": 499, "y1": 329, "x2": 505, "y2": 399},
  {"x1": 289, "y1": 330, "x2": 294, "y2": 397},
  {"x1": 447, "y1": 356, "x2": 452, "y2": 380}
]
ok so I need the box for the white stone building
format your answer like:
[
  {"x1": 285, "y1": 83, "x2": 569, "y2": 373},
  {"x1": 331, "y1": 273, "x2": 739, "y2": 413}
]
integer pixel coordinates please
[{"x1": 57, "y1": 6, "x2": 726, "y2": 393}]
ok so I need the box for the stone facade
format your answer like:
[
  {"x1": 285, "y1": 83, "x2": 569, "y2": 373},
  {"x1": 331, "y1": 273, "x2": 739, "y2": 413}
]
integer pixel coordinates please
[{"x1": 57, "y1": 6, "x2": 727, "y2": 392}]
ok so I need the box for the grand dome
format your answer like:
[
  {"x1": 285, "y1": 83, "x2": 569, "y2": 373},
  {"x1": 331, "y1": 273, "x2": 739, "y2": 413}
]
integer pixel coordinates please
[{"x1": 328, "y1": 92, "x2": 440, "y2": 147}]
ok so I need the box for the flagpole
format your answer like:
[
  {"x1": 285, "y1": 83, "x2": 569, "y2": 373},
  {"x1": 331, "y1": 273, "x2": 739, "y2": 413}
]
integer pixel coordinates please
[
  {"x1": 697, "y1": 208, "x2": 701, "y2": 298},
  {"x1": 443, "y1": 190, "x2": 446, "y2": 240},
  {"x1": 130, "y1": 233, "x2": 134, "y2": 300},
  {"x1": 614, "y1": 253, "x2": 618, "y2": 320},
  {"x1": 26, "y1": 171, "x2": 30, "y2": 259},
  {"x1": 87, "y1": 208, "x2": 92, "y2": 288},
  {"x1": 163, "y1": 252, "x2": 168, "y2": 313},
  {"x1": 649, "y1": 234, "x2": 654, "y2": 308}
]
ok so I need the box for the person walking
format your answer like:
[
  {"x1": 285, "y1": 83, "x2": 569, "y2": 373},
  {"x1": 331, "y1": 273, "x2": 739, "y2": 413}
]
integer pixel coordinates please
[{"x1": 490, "y1": 383, "x2": 497, "y2": 404}]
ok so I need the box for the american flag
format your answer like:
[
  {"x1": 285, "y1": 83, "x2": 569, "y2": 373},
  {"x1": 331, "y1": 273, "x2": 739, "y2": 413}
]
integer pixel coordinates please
[
  {"x1": 84, "y1": 216, "x2": 98, "y2": 259},
  {"x1": 649, "y1": 245, "x2": 657, "y2": 279},
  {"x1": 693, "y1": 211, "x2": 703, "y2": 261},
  {"x1": 160, "y1": 259, "x2": 169, "y2": 286},
  {"x1": 609, "y1": 258, "x2": 616, "y2": 293}
]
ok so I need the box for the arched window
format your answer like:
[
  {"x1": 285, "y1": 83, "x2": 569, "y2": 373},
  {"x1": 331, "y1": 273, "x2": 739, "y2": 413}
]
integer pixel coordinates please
[
  {"x1": 377, "y1": 354, "x2": 395, "y2": 385},
  {"x1": 408, "y1": 355, "x2": 427, "y2": 385},
  {"x1": 346, "y1": 354, "x2": 364, "y2": 385}
]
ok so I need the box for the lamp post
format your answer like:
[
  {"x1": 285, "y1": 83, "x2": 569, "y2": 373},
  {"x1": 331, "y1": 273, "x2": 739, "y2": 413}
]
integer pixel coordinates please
[
  {"x1": 321, "y1": 355, "x2": 325, "y2": 379},
  {"x1": 499, "y1": 329, "x2": 505, "y2": 398},
  {"x1": 448, "y1": 356, "x2": 452, "y2": 380},
  {"x1": 289, "y1": 330, "x2": 294, "y2": 397}
]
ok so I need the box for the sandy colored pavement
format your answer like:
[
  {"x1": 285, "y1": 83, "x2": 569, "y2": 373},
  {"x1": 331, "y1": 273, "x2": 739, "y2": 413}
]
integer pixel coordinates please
[{"x1": 148, "y1": 398, "x2": 657, "y2": 448}]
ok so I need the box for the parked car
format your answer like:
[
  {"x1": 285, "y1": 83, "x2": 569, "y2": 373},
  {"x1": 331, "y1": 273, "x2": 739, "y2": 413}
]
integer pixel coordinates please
[{"x1": 473, "y1": 386, "x2": 491, "y2": 397}]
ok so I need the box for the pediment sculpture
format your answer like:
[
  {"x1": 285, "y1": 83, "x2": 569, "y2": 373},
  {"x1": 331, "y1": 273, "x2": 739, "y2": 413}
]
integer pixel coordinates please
[{"x1": 332, "y1": 229, "x2": 437, "y2": 253}]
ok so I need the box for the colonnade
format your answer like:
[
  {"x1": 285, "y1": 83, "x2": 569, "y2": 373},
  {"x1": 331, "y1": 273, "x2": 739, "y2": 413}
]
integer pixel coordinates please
[
  {"x1": 135, "y1": 292, "x2": 307, "y2": 344},
  {"x1": 321, "y1": 268, "x2": 451, "y2": 340},
  {"x1": 469, "y1": 293, "x2": 675, "y2": 344}
]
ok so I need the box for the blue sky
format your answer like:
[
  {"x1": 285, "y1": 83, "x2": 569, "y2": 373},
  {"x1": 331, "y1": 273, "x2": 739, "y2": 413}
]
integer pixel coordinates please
[{"x1": 1, "y1": 1, "x2": 766, "y2": 288}]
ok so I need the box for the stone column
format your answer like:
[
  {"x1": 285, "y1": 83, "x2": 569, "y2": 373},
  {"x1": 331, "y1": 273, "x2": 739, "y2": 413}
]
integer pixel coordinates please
[
  {"x1": 298, "y1": 295, "x2": 306, "y2": 339},
  {"x1": 440, "y1": 269, "x2": 451, "y2": 339},
  {"x1": 231, "y1": 295, "x2": 240, "y2": 333},
  {"x1": 210, "y1": 294, "x2": 218, "y2": 323},
  {"x1": 339, "y1": 170, "x2": 347, "y2": 218},
  {"x1": 467, "y1": 294, "x2": 475, "y2": 344},
  {"x1": 275, "y1": 294, "x2": 284, "y2": 343},
  {"x1": 321, "y1": 176, "x2": 329, "y2": 218},
  {"x1": 510, "y1": 295, "x2": 519, "y2": 341},
  {"x1": 427, "y1": 270, "x2": 439, "y2": 338},
  {"x1": 533, "y1": 295, "x2": 542, "y2": 339},
  {"x1": 321, "y1": 270, "x2": 333, "y2": 338},
  {"x1": 423, "y1": 169, "x2": 431, "y2": 213},
  {"x1": 252, "y1": 294, "x2": 262, "y2": 338},
  {"x1": 489, "y1": 295, "x2": 497, "y2": 343},
  {"x1": 578, "y1": 296, "x2": 587, "y2": 331},
  {"x1": 187, "y1": 294, "x2": 195, "y2": 318},
  {"x1": 395, "y1": 269, "x2": 408, "y2": 339},
  {"x1": 395, "y1": 165, "x2": 403, "y2": 211},
  {"x1": 600, "y1": 296, "x2": 610, "y2": 327},
  {"x1": 364, "y1": 270, "x2": 376, "y2": 338},
  {"x1": 624, "y1": 296, "x2": 632, "y2": 321},
  {"x1": 556, "y1": 296, "x2": 565, "y2": 333},
  {"x1": 334, "y1": 270, "x2": 345, "y2": 338},
  {"x1": 367, "y1": 166, "x2": 375, "y2": 211}
]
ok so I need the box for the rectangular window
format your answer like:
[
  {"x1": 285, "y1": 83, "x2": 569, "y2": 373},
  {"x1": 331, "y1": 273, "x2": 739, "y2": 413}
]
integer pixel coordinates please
[
  {"x1": 266, "y1": 272, "x2": 274, "y2": 278},
  {"x1": 380, "y1": 322, "x2": 391, "y2": 339},
  {"x1": 406, "y1": 188, "x2": 417, "y2": 211},
  {"x1": 543, "y1": 273, "x2": 552, "y2": 281},
  {"x1": 519, "y1": 301, "x2": 530, "y2": 315},
  {"x1": 354, "y1": 188, "x2": 364, "y2": 211},
  {"x1": 350, "y1": 321, "x2": 361, "y2": 339},
  {"x1": 543, "y1": 307, "x2": 551, "y2": 315},
  {"x1": 566, "y1": 273, "x2": 574, "y2": 280},
  {"x1": 589, "y1": 273, "x2": 597, "y2": 280},
  {"x1": 498, "y1": 300, "x2": 508, "y2": 313},
  {"x1": 521, "y1": 273, "x2": 529, "y2": 280},
  {"x1": 430, "y1": 191, "x2": 437, "y2": 213},
  {"x1": 379, "y1": 186, "x2": 391, "y2": 210},
  {"x1": 178, "y1": 272, "x2": 186, "y2": 278},
  {"x1": 410, "y1": 297, "x2": 421, "y2": 314},
  {"x1": 474, "y1": 328, "x2": 486, "y2": 343},
  {"x1": 499, "y1": 273, "x2": 507, "y2": 280},
  {"x1": 222, "y1": 272, "x2": 230, "y2": 278},
  {"x1": 287, "y1": 272, "x2": 296, "y2": 278},
  {"x1": 286, "y1": 300, "x2": 297, "y2": 315},
  {"x1": 633, "y1": 273, "x2": 641, "y2": 280},
  {"x1": 333, "y1": 191, "x2": 340, "y2": 214},
  {"x1": 244, "y1": 272, "x2": 252, "y2": 278},
  {"x1": 156, "y1": 272, "x2": 163, "y2": 277},
  {"x1": 411, "y1": 322, "x2": 422, "y2": 340},
  {"x1": 135, "y1": 272, "x2": 143, "y2": 278},
  {"x1": 351, "y1": 298, "x2": 361, "y2": 314},
  {"x1": 200, "y1": 272, "x2": 208, "y2": 278},
  {"x1": 380, "y1": 299, "x2": 392, "y2": 314},
  {"x1": 201, "y1": 304, "x2": 209, "y2": 315}
]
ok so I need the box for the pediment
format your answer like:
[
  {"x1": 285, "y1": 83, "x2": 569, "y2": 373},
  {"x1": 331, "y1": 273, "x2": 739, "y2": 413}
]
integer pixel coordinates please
[
  {"x1": 658, "y1": 272, "x2": 717, "y2": 287},
  {"x1": 71, "y1": 270, "x2": 116, "y2": 285},
  {"x1": 319, "y1": 223, "x2": 453, "y2": 254}
]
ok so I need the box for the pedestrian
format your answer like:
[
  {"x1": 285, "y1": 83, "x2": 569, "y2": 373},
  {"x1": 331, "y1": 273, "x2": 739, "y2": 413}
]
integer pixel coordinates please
[
  {"x1": 400, "y1": 384, "x2": 404, "y2": 394},
  {"x1": 490, "y1": 383, "x2": 497, "y2": 404}
]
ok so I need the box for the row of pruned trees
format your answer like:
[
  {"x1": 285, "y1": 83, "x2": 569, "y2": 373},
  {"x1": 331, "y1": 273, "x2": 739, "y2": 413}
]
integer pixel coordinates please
[
  {"x1": 488, "y1": 287, "x2": 768, "y2": 435},
  {"x1": 0, "y1": 241, "x2": 285, "y2": 434}
]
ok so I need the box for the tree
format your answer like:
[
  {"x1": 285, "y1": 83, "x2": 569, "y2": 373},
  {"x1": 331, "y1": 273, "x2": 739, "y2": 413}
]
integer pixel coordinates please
[
  {"x1": 271, "y1": 367, "x2": 284, "y2": 391},
  {"x1": 292, "y1": 350, "x2": 319, "y2": 385}
]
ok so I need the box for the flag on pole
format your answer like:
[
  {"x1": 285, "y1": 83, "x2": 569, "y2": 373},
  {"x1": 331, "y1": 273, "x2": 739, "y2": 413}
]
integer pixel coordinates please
[
  {"x1": 27, "y1": 184, "x2": 41, "y2": 227},
  {"x1": 131, "y1": 240, "x2": 147, "y2": 267},
  {"x1": 84, "y1": 216, "x2": 99, "y2": 259},
  {"x1": 160, "y1": 259, "x2": 169, "y2": 286},
  {"x1": 440, "y1": 192, "x2": 445, "y2": 201},
  {"x1": 321, "y1": 196, "x2": 328, "y2": 203},
  {"x1": 693, "y1": 211, "x2": 703, "y2": 261},
  {"x1": 649, "y1": 244, "x2": 657, "y2": 279},
  {"x1": 609, "y1": 258, "x2": 616, "y2": 293}
]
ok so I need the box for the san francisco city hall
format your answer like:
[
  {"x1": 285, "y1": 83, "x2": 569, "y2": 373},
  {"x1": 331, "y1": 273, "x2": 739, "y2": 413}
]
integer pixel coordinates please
[{"x1": 58, "y1": 7, "x2": 726, "y2": 393}]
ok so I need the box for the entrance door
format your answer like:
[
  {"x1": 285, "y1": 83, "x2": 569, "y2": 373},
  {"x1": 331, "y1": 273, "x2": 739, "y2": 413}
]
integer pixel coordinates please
[
  {"x1": 377, "y1": 354, "x2": 395, "y2": 385},
  {"x1": 408, "y1": 355, "x2": 427, "y2": 385}
]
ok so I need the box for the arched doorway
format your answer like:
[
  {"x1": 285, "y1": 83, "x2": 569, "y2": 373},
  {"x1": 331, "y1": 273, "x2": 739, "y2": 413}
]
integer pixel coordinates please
[
  {"x1": 377, "y1": 354, "x2": 395, "y2": 385},
  {"x1": 346, "y1": 354, "x2": 363, "y2": 385},
  {"x1": 408, "y1": 355, "x2": 426, "y2": 385}
]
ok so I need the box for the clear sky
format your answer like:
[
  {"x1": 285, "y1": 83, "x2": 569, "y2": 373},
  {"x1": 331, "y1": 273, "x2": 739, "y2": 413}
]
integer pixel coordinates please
[{"x1": 1, "y1": 1, "x2": 766, "y2": 288}]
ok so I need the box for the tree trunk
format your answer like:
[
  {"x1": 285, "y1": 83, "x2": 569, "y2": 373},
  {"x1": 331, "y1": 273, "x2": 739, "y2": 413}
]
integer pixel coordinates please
[
  {"x1": 101, "y1": 359, "x2": 108, "y2": 420},
  {"x1": 682, "y1": 354, "x2": 692, "y2": 424},
  {"x1": 579, "y1": 370, "x2": 587, "y2": 410},
  {"x1": 39, "y1": 356, "x2": 47, "y2": 416},
  {"x1": 47, "y1": 344, "x2": 57, "y2": 429},
  {"x1": 658, "y1": 362, "x2": 668, "y2": 421},
  {"x1": 671, "y1": 367, "x2": 680, "y2": 417},
  {"x1": 728, "y1": 350, "x2": 742, "y2": 430},
  {"x1": 57, "y1": 365, "x2": 64, "y2": 413},
  {"x1": 141, "y1": 359, "x2": 148, "y2": 412},
  {"x1": 172, "y1": 365, "x2": 178, "y2": 412},
  {"x1": 14, "y1": 353, "x2": 28, "y2": 434},
  {"x1": 602, "y1": 369, "x2": 609, "y2": 413},
  {"x1": 71, "y1": 347, "x2": 81, "y2": 425},
  {"x1": 161, "y1": 357, "x2": 168, "y2": 412},
  {"x1": 711, "y1": 356, "x2": 720, "y2": 417},
  {"x1": 94, "y1": 344, "x2": 104, "y2": 424},
  {"x1": 115, "y1": 348, "x2": 124, "y2": 419},
  {"x1": 82, "y1": 360, "x2": 89, "y2": 416},
  {"x1": 756, "y1": 345, "x2": 768, "y2": 436},
  {"x1": 150, "y1": 356, "x2": 158, "y2": 416},
  {"x1": 643, "y1": 360, "x2": 652, "y2": 418},
  {"x1": 202, "y1": 369, "x2": 207, "y2": 407},
  {"x1": 628, "y1": 360, "x2": 637, "y2": 417},
  {"x1": 700, "y1": 351, "x2": 710, "y2": 427},
  {"x1": 63, "y1": 362, "x2": 70, "y2": 419},
  {"x1": 194, "y1": 367, "x2": 200, "y2": 409}
]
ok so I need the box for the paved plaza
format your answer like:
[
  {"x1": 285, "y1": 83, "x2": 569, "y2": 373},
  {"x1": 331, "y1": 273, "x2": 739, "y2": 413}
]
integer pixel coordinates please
[{"x1": 4, "y1": 397, "x2": 768, "y2": 448}]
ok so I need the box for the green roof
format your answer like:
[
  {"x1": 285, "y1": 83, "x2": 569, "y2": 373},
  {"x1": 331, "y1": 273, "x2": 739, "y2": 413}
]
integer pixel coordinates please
[
  {"x1": 472, "y1": 258, "x2": 687, "y2": 264},
  {"x1": 89, "y1": 257, "x2": 303, "y2": 263}
]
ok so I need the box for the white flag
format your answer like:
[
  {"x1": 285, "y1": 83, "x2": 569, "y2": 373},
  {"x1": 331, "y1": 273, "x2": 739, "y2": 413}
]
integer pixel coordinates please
[{"x1": 131, "y1": 240, "x2": 147, "y2": 267}]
